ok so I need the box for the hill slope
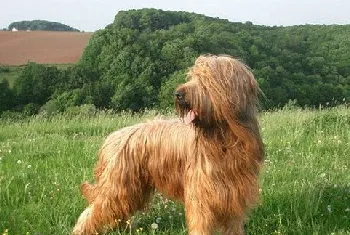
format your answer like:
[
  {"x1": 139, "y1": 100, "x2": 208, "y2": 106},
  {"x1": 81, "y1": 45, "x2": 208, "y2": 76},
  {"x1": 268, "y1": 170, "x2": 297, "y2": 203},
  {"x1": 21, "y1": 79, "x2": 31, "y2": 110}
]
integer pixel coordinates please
[
  {"x1": 79, "y1": 8, "x2": 350, "y2": 110},
  {"x1": 0, "y1": 31, "x2": 92, "y2": 65}
]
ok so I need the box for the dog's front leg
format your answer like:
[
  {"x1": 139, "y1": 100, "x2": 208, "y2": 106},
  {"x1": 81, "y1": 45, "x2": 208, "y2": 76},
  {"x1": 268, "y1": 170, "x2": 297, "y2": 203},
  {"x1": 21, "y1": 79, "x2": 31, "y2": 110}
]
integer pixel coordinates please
[{"x1": 222, "y1": 219, "x2": 245, "y2": 235}]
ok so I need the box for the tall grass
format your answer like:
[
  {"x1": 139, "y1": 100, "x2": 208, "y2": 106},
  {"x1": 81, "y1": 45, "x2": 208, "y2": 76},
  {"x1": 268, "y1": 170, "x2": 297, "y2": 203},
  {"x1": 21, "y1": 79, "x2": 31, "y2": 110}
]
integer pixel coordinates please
[{"x1": 0, "y1": 107, "x2": 349, "y2": 235}]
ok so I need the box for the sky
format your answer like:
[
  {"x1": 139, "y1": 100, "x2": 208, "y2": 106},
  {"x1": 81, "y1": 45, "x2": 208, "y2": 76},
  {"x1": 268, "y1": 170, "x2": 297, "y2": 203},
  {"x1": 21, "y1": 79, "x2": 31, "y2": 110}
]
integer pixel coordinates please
[{"x1": 1, "y1": 0, "x2": 349, "y2": 32}]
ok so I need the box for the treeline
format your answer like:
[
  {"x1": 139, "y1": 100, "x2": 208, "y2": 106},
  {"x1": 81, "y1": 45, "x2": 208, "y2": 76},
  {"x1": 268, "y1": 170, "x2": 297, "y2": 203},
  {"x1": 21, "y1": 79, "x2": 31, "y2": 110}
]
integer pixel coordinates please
[
  {"x1": 1, "y1": 9, "x2": 350, "y2": 116},
  {"x1": 8, "y1": 20, "x2": 80, "y2": 32}
]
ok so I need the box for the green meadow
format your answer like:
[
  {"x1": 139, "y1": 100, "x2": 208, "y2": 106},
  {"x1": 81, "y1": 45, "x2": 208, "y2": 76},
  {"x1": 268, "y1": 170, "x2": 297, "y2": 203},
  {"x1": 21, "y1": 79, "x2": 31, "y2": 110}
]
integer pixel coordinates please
[
  {"x1": 0, "y1": 66, "x2": 23, "y2": 87},
  {"x1": 0, "y1": 107, "x2": 349, "y2": 235}
]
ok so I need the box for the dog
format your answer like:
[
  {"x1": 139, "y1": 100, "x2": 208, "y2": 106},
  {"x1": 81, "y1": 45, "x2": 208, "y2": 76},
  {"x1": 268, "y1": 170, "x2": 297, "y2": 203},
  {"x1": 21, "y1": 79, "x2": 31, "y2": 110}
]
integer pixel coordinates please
[{"x1": 72, "y1": 55, "x2": 264, "y2": 235}]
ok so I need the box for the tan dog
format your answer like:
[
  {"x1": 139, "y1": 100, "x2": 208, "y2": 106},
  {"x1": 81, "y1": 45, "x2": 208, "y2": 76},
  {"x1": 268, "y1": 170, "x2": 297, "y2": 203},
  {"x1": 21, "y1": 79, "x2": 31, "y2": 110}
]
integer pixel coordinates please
[{"x1": 73, "y1": 55, "x2": 264, "y2": 235}]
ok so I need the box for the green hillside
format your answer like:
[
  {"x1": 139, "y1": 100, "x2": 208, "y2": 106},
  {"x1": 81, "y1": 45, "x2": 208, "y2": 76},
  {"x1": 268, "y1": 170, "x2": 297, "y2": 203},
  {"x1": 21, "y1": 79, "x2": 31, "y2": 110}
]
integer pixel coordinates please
[
  {"x1": 1, "y1": 9, "x2": 350, "y2": 115},
  {"x1": 8, "y1": 20, "x2": 80, "y2": 32},
  {"x1": 79, "y1": 9, "x2": 350, "y2": 110}
]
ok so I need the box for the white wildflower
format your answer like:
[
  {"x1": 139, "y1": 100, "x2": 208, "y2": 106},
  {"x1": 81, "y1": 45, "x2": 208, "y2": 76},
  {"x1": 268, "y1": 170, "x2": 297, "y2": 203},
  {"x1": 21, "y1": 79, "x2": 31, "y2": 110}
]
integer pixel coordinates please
[
  {"x1": 151, "y1": 223, "x2": 158, "y2": 230},
  {"x1": 327, "y1": 205, "x2": 332, "y2": 213}
]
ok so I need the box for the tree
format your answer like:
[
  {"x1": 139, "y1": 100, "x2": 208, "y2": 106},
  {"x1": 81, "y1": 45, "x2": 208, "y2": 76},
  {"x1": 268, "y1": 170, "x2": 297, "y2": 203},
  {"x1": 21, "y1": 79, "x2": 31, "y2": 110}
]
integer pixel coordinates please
[
  {"x1": 8, "y1": 20, "x2": 80, "y2": 31},
  {"x1": 13, "y1": 63, "x2": 60, "y2": 107},
  {"x1": 0, "y1": 79, "x2": 14, "y2": 113}
]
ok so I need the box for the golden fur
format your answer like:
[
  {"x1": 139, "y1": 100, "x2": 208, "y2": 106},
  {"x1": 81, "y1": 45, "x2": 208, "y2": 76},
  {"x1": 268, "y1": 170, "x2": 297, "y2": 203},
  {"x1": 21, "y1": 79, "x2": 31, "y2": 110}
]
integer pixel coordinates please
[{"x1": 72, "y1": 55, "x2": 264, "y2": 235}]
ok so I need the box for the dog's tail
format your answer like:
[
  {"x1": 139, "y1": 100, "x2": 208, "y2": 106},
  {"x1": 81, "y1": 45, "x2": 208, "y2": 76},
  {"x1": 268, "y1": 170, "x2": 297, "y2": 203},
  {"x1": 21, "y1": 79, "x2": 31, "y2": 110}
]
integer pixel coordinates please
[
  {"x1": 81, "y1": 124, "x2": 142, "y2": 205},
  {"x1": 80, "y1": 182, "x2": 99, "y2": 205}
]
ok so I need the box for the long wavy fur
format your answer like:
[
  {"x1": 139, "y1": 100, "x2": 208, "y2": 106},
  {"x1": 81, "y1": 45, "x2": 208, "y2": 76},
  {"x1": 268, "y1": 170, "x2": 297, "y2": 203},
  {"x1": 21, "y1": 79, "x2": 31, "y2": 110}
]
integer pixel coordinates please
[{"x1": 73, "y1": 55, "x2": 264, "y2": 235}]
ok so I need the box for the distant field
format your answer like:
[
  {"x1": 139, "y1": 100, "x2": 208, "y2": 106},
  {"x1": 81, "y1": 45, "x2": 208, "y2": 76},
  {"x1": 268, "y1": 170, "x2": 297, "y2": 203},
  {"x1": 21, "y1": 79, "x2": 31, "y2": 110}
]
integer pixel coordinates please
[{"x1": 0, "y1": 31, "x2": 92, "y2": 65}]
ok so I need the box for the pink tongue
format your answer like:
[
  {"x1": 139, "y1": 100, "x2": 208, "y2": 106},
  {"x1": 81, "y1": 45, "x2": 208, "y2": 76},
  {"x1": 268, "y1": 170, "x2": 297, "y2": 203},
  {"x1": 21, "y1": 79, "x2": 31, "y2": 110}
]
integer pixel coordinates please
[{"x1": 184, "y1": 110, "x2": 196, "y2": 125}]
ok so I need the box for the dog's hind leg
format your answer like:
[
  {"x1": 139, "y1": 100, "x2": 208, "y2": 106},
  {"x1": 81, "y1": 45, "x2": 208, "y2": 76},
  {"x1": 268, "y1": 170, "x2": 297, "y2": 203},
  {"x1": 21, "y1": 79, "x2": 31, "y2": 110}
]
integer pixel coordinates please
[
  {"x1": 73, "y1": 180, "x2": 153, "y2": 235},
  {"x1": 73, "y1": 190, "x2": 126, "y2": 235},
  {"x1": 72, "y1": 204, "x2": 103, "y2": 235},
  {"x1": 72, "y1": 194, "x2": 133, "y2": 234}
]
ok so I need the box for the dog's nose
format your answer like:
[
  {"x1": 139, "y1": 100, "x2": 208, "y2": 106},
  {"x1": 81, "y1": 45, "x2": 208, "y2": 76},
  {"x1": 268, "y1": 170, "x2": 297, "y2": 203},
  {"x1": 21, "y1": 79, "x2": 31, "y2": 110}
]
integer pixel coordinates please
[{"x1": 174, "y1": 91, "x2": 184, "y2": 100}]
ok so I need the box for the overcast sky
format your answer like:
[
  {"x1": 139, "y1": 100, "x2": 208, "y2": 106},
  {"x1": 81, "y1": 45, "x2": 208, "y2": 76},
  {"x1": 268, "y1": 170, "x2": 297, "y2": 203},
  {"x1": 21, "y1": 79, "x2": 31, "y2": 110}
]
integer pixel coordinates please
[{"x1": 1, "y1": 0, "x2": 349, "y2": 32}]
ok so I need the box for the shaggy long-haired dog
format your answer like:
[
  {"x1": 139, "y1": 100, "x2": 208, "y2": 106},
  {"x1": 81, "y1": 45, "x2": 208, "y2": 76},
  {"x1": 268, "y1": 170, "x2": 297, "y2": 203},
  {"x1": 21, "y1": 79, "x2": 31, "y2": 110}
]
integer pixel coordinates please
[{"x1": 73, "y1": 55, "x2": 264, "y2": 235}]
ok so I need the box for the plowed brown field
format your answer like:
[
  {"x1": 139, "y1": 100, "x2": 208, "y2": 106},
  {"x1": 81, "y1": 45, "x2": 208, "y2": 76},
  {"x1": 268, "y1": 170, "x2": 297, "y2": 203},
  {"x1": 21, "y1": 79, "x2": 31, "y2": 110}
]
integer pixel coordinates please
[{"x1": 0, "y1": 31, "x2": 92, "y2": 65}]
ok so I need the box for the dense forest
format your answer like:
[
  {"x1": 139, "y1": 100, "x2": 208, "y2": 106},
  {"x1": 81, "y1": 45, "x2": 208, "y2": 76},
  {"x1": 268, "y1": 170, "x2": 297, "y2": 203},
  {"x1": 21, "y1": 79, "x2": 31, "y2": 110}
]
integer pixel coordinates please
[
  {"x1": 1, "y1": 9, "x2": 350, "y2": 116},
  {"x1": 8, "y1": 20, "x2": 80, "y2": 32}
]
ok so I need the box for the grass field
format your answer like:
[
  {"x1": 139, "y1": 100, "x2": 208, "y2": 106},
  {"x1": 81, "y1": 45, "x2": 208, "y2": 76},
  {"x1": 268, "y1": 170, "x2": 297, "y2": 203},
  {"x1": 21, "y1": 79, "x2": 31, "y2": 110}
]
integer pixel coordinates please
[
  {"x1": 0, "y1": 107, "x2": 349, "y2": 235},
  {"x1": 0, "y1": 66, "x2": 23, "y2": 87}
]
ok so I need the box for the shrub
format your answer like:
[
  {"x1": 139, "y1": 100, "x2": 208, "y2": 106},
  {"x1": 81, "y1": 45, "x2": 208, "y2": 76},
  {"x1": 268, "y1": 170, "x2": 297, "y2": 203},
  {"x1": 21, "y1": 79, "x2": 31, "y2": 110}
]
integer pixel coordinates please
[{"x1": 65, "y1": 104, "x2": 97, "y2": 117}]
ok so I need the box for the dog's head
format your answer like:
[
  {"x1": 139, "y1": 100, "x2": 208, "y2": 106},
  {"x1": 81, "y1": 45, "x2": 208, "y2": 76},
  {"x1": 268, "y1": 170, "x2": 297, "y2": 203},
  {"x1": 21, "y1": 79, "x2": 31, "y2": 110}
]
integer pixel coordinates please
[{"x1": 175, "y1": 55, "x2": 259, "y2": 129}]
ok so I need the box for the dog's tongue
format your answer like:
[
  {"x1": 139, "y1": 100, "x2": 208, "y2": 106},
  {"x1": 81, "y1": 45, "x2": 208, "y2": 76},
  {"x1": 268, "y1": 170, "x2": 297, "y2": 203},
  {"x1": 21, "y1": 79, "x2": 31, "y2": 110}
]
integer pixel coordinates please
[{"x1": 184, "y1": 110, "x2": 196, "y2": 125}]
